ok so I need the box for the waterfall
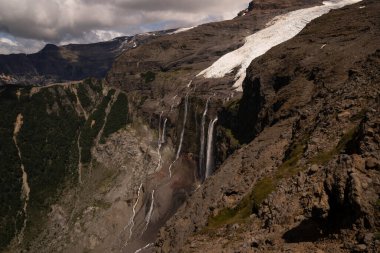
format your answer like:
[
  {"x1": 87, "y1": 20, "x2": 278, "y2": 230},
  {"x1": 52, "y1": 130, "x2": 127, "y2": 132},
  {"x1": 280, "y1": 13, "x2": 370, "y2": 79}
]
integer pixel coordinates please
[
  {"x1": 205, "y1": 117, "x2": 218, "y2": 179},
  {"x1": 168, "y1": 92, "x2": 189, "y2": 178},
  {"x1": 124, "y1": 183, "x2": 143, "y2": 245},
  {"x1": 158, "y1": 111, "x2": 163, "y2": 146},
  {"x1": 161, "y1": 118, "x2": 168, "y2": 144},
  {"x1": 199, "y1": 97, "x2": 210, "y2": 181},
  {"x1": 176, "y1": 92, "x2": 189, "y2": 159},
  {"x1": 155, "y1": 112, "x2": 163, "y2": 171},
  {"x1": 142, "y1": 190, "x2": 155, "y2": 235},
  {"x1": 134, "y1": 243, "x2": 154, "y2": 253}
]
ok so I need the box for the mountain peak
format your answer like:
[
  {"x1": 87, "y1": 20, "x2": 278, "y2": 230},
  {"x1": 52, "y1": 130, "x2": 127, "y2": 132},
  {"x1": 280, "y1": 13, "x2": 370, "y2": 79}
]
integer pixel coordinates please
[
  {"x1": 40, "y1": 43, "x2": 59, "y2": 52},
  {"x1": 238, "y1": 1, "x2": 254, "y2": 16}
]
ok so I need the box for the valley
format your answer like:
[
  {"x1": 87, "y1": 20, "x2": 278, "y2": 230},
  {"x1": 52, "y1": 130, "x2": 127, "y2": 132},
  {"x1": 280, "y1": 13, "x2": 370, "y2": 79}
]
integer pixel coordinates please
[{"x1": 0, "y1": 0, "x2": 379, "y2": 252}]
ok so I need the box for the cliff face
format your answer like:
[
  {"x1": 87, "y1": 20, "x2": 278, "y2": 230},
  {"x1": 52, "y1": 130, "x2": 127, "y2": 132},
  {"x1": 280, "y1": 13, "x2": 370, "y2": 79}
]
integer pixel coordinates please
[
  {"x1": 156, "y1": 1, "x2": 380, "y2": 252},
  {"x1": 105, "y1": 0, "x2": 324, "y2": 185},
  {"x1": 1, "y1": 0, "x2": 379, "y2": 252}
]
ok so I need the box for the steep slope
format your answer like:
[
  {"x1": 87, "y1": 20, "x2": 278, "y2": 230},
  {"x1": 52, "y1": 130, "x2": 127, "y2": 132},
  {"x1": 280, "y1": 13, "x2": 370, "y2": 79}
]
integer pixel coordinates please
[
  {"x1": 0, "y1": 80, "x2": 135, "y2": 252},
  {"x1": 0, "y1": 31, "x2": 168, "y2": 86},
  {"x1": 156, "y1": 0, "x2": 380, "y2": 252},
  {"x1": 1, "y1": 0, "x2": 378, "y2": 252}
]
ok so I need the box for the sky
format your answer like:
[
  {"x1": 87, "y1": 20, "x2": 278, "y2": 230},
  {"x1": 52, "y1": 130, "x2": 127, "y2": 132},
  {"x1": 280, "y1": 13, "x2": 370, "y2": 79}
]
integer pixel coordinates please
[{"x1": 0, "y1": 0, "x2": 248, "y2": 54}]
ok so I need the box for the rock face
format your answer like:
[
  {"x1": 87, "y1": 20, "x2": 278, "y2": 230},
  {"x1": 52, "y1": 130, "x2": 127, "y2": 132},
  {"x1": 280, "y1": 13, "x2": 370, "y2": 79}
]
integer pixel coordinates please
[
  {"x1": 1, "y1": 0, "x2": 379, "y2": 252},
  {"x1": 155, "y1": 0, "x2": 380, "y2": 252}
]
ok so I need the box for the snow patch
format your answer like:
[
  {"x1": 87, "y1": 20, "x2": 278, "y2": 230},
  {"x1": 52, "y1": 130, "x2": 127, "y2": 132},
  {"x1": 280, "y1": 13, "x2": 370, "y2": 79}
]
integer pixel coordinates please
[
  {"x1": 169, "y1": 26, "x2": 196, "y2": 35},
  {"x1": 197, "y1": 0, "x2": 363, "y2": 91}
]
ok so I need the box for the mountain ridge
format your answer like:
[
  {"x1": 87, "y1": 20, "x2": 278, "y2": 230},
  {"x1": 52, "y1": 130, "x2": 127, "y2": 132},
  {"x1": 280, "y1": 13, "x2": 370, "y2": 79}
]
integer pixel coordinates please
[{"x1": 0, "y1": 0, "x2": 378, "y2": 252}]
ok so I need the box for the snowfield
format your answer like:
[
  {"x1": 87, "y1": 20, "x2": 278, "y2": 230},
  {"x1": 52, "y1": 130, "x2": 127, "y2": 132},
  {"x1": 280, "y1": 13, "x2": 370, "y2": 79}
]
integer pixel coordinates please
[{"x1": 197, "y1": 0, "x2": 363, "y2": 91}]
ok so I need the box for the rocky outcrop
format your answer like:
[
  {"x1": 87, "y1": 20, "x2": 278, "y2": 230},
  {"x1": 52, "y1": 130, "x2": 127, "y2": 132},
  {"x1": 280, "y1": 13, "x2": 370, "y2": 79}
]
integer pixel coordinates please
[
  {"x1": 155, "y1": 0, "x2": 380, "y2": 252},
  {"x1": 1, "y1": 0, "x2": 379, "y2": 252}
]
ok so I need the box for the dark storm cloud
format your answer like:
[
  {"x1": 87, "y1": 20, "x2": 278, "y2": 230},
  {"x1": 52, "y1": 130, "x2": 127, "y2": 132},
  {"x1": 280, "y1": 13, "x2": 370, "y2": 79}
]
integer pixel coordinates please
[{"x1": 0, "y1": 0, "x2": 248, "y2": 54}]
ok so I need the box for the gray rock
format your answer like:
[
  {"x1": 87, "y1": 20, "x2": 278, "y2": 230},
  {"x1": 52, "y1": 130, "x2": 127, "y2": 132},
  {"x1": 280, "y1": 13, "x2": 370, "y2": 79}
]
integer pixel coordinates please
[
  {"x1": 354, "y1": 244, "x2": 367, "y2": 252},
  {"x1": 308, "y1": 164, "x2": 319, "y2": 175},
  {"x1": 366, "y1": 158, "x2": 379, "y2": 170}
]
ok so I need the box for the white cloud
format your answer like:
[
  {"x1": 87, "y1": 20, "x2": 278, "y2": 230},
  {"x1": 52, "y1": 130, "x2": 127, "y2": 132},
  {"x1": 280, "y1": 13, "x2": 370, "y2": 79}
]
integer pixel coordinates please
[
  {"x1": 0, "y1": 37, "x2": 18, "y2": 47},
  {"x1": 0, "y1": 35, "x2": 45, "y2": 54},
  {"x1": 0, "y1": 0, "x2": 248, "y2": 54}
]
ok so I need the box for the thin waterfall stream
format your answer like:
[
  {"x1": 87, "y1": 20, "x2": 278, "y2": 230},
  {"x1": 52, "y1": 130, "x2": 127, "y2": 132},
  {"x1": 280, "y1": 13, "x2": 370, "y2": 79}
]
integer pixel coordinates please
[
  {"x1": 205, "y1": 117, "x2": 218, "y2": 179},
  {"x1": 199, "y1": 97, "x2": 211, "y2": 181}
]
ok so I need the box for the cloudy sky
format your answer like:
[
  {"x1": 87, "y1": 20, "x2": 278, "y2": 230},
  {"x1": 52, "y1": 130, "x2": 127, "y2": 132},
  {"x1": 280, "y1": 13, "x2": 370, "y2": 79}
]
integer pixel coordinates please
[{"x1": 0, "y1": 0, "x2": 248, "y2": 54}]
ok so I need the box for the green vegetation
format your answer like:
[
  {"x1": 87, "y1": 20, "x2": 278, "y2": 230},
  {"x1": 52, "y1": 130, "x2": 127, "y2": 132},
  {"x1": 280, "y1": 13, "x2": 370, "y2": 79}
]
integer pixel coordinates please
[
  {"x1": 77, "y1": 82, "x2": 93, "y2": 109},
  {"x1": 311, "y1": 126, "x2": 359, "y2": 165},
  {"x1": 141, "y1": 71, "x2": 156, "y2": 83},
  {"x1": 0, "y1": 81, "x2": 112, "y2": 250},
  {"x1": 18, "y1": 86, "x2": 83, "y2": 246},
  {"x1": 101, "y1": 93, "x2": 129, "y2": 143},
  {"x1": 0, "y1": 86, "x2": 86, "y2": 248},
  {"x1": 207, "y1": 134, "x2": 309, "y2": 230},
  {"x1": 80, "y1": 90, "x2": 115, "y2": 163},
  {"x1": 93, "y1": 199, "x2": 112, "y2": 210},
  {"x1": 208, "y1": 125, "x2": 361, "y2": 230},
  {"x1": 276, "y1": 137, "x2": 308, "y2": 179},
  {"x1": 222, "y1": 128, "x2": 240, "y2": 149},
  {"x1": 207, "y1": 177, "x2": 275, "y2": 229},
  {"x1": 0, "y1": 88, "x2": 24, "y2": 250},
  {"x1": 85, "y1": 78, "x2": 103, "y2": 93},
  {"x1": 226, "y1": 99, "x2": 240, "y2": 112}
]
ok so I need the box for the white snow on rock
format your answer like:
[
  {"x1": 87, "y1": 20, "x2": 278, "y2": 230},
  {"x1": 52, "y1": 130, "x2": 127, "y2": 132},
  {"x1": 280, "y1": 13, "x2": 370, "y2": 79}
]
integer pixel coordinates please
[
  {"x1": 197, "y1": 0, "x2": 363, "y2": 91},
  {"x1": 169, "y1": 26, "x2": 196, "y2": 35}
]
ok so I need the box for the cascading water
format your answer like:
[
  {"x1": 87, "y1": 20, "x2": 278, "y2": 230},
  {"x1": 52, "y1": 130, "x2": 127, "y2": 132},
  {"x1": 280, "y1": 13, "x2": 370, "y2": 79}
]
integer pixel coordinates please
[
  {"x1": 155, "y1": 112, "x2": 164, "y2": 171},
  {"x1": 168, "y1": 92, "x2": 189, "y2": 178},
  {"x1": 123, "y1": 183, "x2": 143, "y2": 246},
  {"x1": 176, "y1": 92, "x2": 189, "y2": 159},
  {"x1": 205, "y1": 117, "x2": 218, "y2": 179},
  {"x1": 134, "y1": 243, "x2": 154, "y2": 253},
  {"x1": 161, "y1": 118, "x2": 168, "y2": 144},
  {"x1": 142, "y1": 190, "x2": 155, "y2": 235},
  {"x1": 199, "y1": 97, "x2": 210, "y2": 181},
  {"x1": 158, "y1": 111, "x2": 163, "y2": 145}
]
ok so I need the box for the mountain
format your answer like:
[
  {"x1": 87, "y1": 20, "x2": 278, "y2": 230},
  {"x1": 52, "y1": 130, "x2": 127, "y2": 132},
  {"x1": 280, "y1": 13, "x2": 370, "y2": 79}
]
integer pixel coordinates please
[
  {"x1": 156, "y1": 0, "x2": 380, "y2": 252},
  {"x1": 0, "y1": 0, "x2": 379, "y2": 252},
  {"x1": 0, "y1": 31, "x2": 170, "y2": 86}
]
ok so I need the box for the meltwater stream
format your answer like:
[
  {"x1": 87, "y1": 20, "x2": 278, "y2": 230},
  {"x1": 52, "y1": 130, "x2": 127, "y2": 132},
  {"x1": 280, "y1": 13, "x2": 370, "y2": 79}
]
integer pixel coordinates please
[
  {"x1": 155, "y1": 112, "x2": 164, "y2": 172},
  {"x1": 142, "y1": 190, "x2": 155, "y2": 235},
  {"x1": 199, "y1": 97, "x2": 211, "y2": 181},
  {"x1": 205, "y1": 117, "x2": 218, "y2": 179},
  {"x1": 176, "y1": 92, "x2": 189, "y2": 159},
  {"x1": 123, "y1": 183, "x2": 143, "y2": 246},
  {"x1": 161, "y1": 118, "x2": 168, "y2": 144},
  {"x1": 168, "y1": 92, "x2": 190, "y2": 177}
]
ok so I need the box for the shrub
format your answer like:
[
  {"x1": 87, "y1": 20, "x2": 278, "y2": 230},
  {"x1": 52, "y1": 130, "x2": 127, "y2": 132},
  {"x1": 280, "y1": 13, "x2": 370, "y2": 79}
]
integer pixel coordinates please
[{"x1": 101, "y1": 93, "x2": 129, "y2": 143}]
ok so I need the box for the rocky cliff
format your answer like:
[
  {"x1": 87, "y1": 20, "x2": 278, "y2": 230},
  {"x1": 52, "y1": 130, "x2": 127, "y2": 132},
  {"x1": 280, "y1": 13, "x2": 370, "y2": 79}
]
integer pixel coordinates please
[
  {"x1": 0, "y1": 0, "x2": 379, "y2": 253},
  {"x1": 156, "y1": 0, "x2": 380, "y2": 252}
]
